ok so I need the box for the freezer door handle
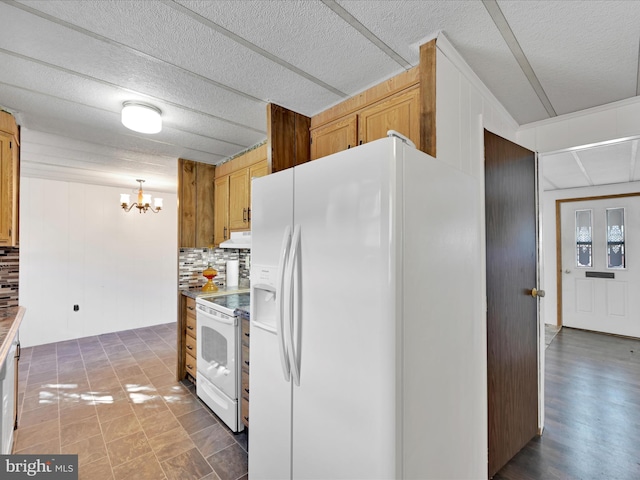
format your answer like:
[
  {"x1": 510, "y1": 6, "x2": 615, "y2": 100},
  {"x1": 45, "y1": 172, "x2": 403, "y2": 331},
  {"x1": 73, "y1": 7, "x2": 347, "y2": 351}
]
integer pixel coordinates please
[
  {"x1": 286, "y1": 224, "x2": 302, "y2": 387},
  {"x1": 276, "y1": 226, "x2": 292, "y2": 381}
]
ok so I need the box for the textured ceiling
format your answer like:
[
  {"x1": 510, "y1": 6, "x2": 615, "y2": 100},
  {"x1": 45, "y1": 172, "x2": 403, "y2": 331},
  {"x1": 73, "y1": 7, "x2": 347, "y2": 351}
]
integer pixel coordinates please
[{"x1": 0, "y1": 0, "x2": 639, "y2": 192}]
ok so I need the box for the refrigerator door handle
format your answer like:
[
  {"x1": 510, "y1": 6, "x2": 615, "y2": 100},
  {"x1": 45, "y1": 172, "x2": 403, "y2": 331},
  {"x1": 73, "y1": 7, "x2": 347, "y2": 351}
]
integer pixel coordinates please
[
  {"x1": 286, "y1": 224, "x2": 302, "y2": 387},
  {"x1": 276, "y1": 226, "x2": 292, "y2": 381}
]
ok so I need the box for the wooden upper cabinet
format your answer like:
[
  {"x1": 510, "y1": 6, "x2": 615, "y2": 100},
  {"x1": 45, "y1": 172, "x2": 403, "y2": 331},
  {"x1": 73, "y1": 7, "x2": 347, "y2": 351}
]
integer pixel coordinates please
[
  {"x1": 228, "y1": 168, "x2": 249, "y2": 230},
  {"x1": 195, "y1": 162, "x2": 215, "y2": 247},
  {"x1": 310, "y1": 115, "x2": 357, "y2": 161},
  {"x1": 0, "y1": 112, "x2": 19, "y2": 247},
  {"x1": 249, "y1": 160, "x2": 268, "y2": 181},
  {"x1": 359, "y1": 87, "x2": 420, "y2": 149},
  {"x1": 178, "y1": 159, "x2": 215, "y2": 248},
  {"x1": 248, "y1": 160, "x2": 268, "y2": 223},
  {"x1": 213, "y1": 176, "x2": 229, "y2": 246}
]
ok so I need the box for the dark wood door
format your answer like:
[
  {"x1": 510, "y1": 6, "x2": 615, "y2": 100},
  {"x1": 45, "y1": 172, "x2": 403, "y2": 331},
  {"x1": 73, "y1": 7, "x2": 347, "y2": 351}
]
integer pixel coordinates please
[{"x1": 485, "y1": 130, "x2": 538, "y2": 477}]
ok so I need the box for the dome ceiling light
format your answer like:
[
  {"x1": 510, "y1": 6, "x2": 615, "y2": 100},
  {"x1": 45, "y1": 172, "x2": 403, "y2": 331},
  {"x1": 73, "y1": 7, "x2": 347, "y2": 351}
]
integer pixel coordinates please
[{"x1": 121, "y1": 102, "x2": 162, "y2": 134}]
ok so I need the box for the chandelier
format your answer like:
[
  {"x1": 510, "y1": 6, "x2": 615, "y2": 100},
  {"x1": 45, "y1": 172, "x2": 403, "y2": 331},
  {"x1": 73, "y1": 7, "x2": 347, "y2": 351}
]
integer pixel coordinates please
[{"x1": 120, "y1": 179, "x2": 163, "y2": 213}]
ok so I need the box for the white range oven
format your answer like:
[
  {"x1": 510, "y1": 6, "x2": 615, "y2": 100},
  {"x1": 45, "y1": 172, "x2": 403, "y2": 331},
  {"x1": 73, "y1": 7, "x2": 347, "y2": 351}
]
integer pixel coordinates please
[{"x1": 195, "y1": 292, "x2": 250, "y2": 433}]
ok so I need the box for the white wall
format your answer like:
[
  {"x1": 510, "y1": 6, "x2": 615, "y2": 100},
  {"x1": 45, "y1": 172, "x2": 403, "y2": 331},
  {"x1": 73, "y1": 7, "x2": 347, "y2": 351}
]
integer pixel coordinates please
[
  {"x1": 433, "y1": 34, "x2": 520, "y2": 479},
  {"x1": 19, "y1": 177, "x2": 177, "y2": 347},
  {"x1": 517, "y1": 96, "x2": 640, "y2": 153},
  {"x1": 541, "y1": 181, "x2": 640, "y2": 327}
]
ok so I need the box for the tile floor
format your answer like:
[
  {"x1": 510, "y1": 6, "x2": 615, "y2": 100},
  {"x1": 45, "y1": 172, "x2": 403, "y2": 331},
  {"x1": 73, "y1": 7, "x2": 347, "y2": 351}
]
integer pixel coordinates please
[{"x1": 14, "y1": 323, "x2": 248, "y2": 480}]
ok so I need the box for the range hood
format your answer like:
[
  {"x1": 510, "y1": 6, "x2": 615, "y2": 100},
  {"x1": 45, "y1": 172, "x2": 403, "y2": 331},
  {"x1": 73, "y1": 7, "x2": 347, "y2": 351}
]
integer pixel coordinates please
[{"x1": 219, "y1": 231, "x2": 251, "y2": 249}]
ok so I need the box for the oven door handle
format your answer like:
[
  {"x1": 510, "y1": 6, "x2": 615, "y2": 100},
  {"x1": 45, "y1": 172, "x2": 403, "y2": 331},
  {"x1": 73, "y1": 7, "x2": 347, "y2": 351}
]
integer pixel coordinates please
[{"x1": 197, "y1": 307, "x2": 236, "y2": 326}]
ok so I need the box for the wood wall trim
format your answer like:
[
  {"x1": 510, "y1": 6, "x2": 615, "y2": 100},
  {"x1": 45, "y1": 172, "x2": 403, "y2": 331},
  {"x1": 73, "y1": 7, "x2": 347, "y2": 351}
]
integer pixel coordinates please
[
  {"x1": 419, "y1": 39, "x2": 436, "y2": 158},
  {"x1": 310, "y1": 67, "x2": 420, "y2": 130},
  {"x1": 555, "y1": 191, "x2": 640, "y2": 327},
  {"x1": 215, "y1": 144, "x2": 267, "y2": 178}
]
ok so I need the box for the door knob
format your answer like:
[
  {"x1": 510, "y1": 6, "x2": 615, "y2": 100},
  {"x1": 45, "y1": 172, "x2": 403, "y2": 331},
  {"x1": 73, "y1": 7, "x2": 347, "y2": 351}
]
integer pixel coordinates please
[
  {"x1": 531, "y1": 288, "x2": 545, "y2": 298},
  {"x1": 564, "y1": 269, "x2": 571, "y2": 274}
]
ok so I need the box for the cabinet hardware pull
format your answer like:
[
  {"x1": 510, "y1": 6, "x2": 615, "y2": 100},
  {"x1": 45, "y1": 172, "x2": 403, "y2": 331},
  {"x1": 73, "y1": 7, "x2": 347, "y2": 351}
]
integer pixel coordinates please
[
  {"x1": 244, "y1": 332, "x2": 249, "y2": 337},
  {"x1": 243, "y1": 208, "x2": 247, "y2": 222},
  {"x1": 187, "y1": 325, "x2": 194, "y2": 330},
  {"x1": 244, "y1": 388, "x2": 249, "y2": 394},
  {"x1": 243, "y1": 416, "x2": 249, "y2": 422},
  {"x1": 248, "y1": 208, "x2": 251, "y2": 221},
  {"x1": 187, "y1": 345, "x2": 193, "y2": 350},
  {"x1": 187, "y1": 306, "x2": 194, "y2": 310},
  {"x1": 187, "y1": 364, "x2": 193, "y2": 369},
  {"x1": 244, "y1": 360, "x2": 249, "y2": 366},
  {"x1": 224, "y1": 226, "x2": 227, "y2": 239},
  {"x1": 347, "y1": 145, "x2": 351, "y2": 149},
  {"x1": 359, "y1": 140, "x2": 363, "y2": 145}
]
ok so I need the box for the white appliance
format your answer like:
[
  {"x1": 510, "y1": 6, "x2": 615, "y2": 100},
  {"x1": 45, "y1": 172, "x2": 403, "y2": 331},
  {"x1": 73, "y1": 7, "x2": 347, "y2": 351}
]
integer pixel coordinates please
[
  {"x1": 249, "y1": 135, "x2": 480, "y2": 479},
  {"x1": 196, "y1": 293, "x2": 249, "y2": 433},
  {"x1": 219, "y1": 231, "x2": 251, "y2": 249}
]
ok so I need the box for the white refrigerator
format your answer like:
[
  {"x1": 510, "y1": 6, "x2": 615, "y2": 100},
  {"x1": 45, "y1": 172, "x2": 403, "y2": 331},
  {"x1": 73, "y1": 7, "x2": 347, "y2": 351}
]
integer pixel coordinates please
[{"x1": 249, "y1": 136, "x2": 482, "y2": 479}]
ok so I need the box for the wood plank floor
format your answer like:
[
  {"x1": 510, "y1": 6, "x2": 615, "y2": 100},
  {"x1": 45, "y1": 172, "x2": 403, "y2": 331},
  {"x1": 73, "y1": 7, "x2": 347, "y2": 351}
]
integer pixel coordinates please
[{"x1": 495, "y1": 327, "x2": 640, "y2": 479}]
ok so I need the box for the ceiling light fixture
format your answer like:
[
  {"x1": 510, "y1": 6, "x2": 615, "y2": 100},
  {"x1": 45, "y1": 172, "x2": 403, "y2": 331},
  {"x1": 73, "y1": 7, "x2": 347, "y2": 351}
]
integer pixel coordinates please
[
  {"x1": 120, "y1": 179, "x2": 163, "y2": 213},
  {"x1": 121, "y1": 101, "x2": 162, "y2": 134}
]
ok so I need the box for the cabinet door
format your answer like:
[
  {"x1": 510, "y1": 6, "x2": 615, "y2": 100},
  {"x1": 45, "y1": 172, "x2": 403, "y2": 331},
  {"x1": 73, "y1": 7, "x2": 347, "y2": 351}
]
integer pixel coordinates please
[
  {"x1": 179, "y1": 160, "x2": 197, "y2": 248},
  {"x1": 310, "y1": 115, "x2": 357, "y2": 160},
  {"x1": 0, "y1": 133, "x2": 16, "y2": 246},
  {"x1": 195, "y1": 163, "x2": 215, "y2": 247},
  {"x1": 358, "y1": 88, "x2": 420, "y2": 149},
  {"x1": 214, "y1": 176, "x2": 229, "y2": 245},
  {"x1": 229, "y1": 168, "x2": 249, "y2": 230}
]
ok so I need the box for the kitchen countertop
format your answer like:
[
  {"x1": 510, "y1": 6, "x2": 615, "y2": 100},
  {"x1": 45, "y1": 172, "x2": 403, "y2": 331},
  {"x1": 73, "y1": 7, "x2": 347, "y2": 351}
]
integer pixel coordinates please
[
  {"x1": 0, "y1": 306, "x2": 25, "y2": 367},
  {"x1": 180, "y1": 286, "x2": 250, "y2": 300}
]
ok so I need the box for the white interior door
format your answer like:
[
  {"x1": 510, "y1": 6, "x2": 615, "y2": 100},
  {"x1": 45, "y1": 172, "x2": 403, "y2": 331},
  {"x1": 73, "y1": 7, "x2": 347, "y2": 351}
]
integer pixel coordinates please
[{"x1": 561, "y1": 196, "x2": 640, "y2": 337}]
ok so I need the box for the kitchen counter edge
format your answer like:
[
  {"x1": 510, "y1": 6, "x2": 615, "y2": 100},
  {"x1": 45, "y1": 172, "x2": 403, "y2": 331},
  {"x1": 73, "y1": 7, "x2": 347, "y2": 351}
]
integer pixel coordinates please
[
  {"x1": 180, "y1": 287, "x2": 250, "y2": 300},
  {"x1": 0, "y1": 306, "x2": 25, "y2": 367}
]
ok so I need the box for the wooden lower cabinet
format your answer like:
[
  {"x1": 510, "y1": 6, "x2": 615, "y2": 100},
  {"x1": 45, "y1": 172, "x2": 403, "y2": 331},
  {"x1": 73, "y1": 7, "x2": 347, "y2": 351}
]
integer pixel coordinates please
[
  {"x1": 240, "y1": 313, "x2": 250, "y2": 428},
  {"x1": 185, "y1": 298, "x2": 197, "y2": 380}
]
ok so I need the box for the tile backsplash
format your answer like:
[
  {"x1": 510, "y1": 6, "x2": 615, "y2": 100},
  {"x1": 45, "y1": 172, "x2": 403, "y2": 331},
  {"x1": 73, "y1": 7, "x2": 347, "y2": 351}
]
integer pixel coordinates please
[
  {"x1": 0, "y1": 247, "x2": 18, "y2": 307},
  {"x1": 179, "y1": 247, "x2": 250, "y2": 290}
]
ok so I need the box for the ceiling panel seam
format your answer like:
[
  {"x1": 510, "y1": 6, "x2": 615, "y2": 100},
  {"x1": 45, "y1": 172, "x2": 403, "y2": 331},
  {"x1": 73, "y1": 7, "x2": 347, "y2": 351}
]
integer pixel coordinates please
[
  {"x1": 0, "y1": 82, "x2": 251, "y2": 158},
  {"x1": 636, "y1": 37, "x2": 640, "y2": 96},
  {"x1": 5, "y1": 0, "x2": 265, "y2": 104},
  {"x1": 482, "y1": 0, "x2": 556, "y2": 117},
  {"x1": 321, "y1": 0, "x2": 412, "y2": 70},
  {"x1": 630, "y1": 140, "x2": 638, "y2": 181},
  {"x1": 0, "y1": 48, "x2": 265, "y2": 138},
  {"x1": 571, "y1": 151, "x2": 594, "y2": 186},
  {"x1": 21, "y1": 123, "x2": 228, "y2": 163},
  {"x1": 22, "y1": 146, "x2": 172, "y2": 167},
  {"x1": 165, "y1": 0, "x2": 348, "y2": 98}
]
